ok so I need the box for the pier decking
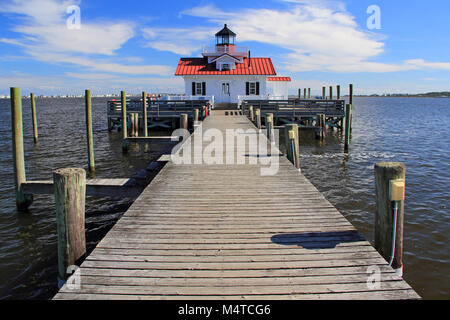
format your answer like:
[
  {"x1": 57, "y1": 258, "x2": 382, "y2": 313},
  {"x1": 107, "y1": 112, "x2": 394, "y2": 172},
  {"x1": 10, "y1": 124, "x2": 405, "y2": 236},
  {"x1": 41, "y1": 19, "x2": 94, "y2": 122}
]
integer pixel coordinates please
[{"x1": 54, "y1": 111, "x2": 420, "y2": 300}]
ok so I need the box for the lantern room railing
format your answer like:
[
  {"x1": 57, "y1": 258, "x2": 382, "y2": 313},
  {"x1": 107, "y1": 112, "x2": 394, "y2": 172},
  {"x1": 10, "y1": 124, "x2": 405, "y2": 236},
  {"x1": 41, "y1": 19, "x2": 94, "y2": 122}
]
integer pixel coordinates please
[{"x1": 202, "y1": 45, "x2": 248, "y2": 57}]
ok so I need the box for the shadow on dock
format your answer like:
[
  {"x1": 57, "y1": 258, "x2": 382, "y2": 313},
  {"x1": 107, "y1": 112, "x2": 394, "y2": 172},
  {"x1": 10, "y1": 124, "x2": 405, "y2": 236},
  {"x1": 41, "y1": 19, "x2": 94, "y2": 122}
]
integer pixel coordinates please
[{"x1": 271, "y1": 230, "x2": 364, "y2": 249}]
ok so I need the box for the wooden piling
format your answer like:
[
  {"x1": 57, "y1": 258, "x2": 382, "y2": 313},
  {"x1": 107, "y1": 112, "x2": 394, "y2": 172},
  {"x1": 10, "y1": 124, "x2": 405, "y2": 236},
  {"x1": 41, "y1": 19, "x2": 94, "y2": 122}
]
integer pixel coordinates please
[
  {"x1": 11, "y1": 87, "x2": 33, "y2": 211},
  {"x1": 284, "y1": 124, "x2": 300, "y2": 169},
  {"x1": 131, "y1": 113, "x2": 139, "y2": 137},
  {"x1": 374, "y1": 162, "x2": 405, "y2": 275},
  {"x1": 349, "y1": 84, "x2": 354, "y2": 105},
  {"x1": 337, "y1": 85, "x2": 341, "y2": 100},
  {"x1": 315, "y1": 114, "x2": 325, "y2": 140},
  {"x1": 266, "y1": 113, "x2": 274, "y2": 142},
  {"x1": 322, "y1": 87, "x2": 326, "y2": 100},
  {"x1": 349, "y1": 84, "x2": 354, "y2": 134},
  {"x1": 142, "y1": 92, "x2": 148, "y2": 137},
  {"x1": 308, "y1": 88, "x2": 311, "y2": 99},
  {"x1": 121, "y1": 91, "x2": 128, "y2": 153},
  {"x1": 54, "y1": 168, "x2": 86, "y2": 285},
  {"x1": 298, "y1": 88, "x2": 301, "y2": 99},
  {"x1": 194, "y1": 108, "x2": 199, "y2": 126},
  {"x1": 180, "y1": 113, "x2": 188, "y2": 133},
  {"x1": 329, "y1": 86, "x2": 333, "y2": 100},
  {"x1": 30, "y1": 93, "x2": 38, "y2": 144},
  {"x1": 255, "y1": 109, "x2": 261, "y2": 131},
  {"x1": 344, "y1": 104, "x2": 353, "y2": 150},
  {"x1": 84, "y1": 90, "x2": 95, "y2": 173},
  {"x1": 320, "y1": 114, "x2": 326, "y2": 139},
  {"x1": 303, "y1": 88, "x2": 306, "y2": 99}
]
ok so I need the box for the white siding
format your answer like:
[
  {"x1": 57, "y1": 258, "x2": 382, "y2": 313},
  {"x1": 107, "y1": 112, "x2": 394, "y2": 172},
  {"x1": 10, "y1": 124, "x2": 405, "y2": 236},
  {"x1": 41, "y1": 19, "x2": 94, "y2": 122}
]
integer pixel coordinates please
[
  {"x1": 267, "y1": 81, "x2": 289, "y2": 99},
  {"x1": 184, "y1": 76, "x2": 268, "y2": 103}
]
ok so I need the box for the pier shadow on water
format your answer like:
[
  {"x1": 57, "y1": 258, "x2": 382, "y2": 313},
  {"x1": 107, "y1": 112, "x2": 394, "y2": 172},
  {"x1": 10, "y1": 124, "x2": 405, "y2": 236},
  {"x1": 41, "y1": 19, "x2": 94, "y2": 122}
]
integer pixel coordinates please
[{"x1": 271, "y1": 230, "x2": 364, "y2": 250}]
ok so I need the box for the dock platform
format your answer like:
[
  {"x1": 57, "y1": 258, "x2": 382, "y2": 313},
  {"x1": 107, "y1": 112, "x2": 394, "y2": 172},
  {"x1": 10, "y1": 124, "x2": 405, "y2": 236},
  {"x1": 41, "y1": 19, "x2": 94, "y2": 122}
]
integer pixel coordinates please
[{"x1": 54, "y1": 111, "x2": 420, "y2": 300}]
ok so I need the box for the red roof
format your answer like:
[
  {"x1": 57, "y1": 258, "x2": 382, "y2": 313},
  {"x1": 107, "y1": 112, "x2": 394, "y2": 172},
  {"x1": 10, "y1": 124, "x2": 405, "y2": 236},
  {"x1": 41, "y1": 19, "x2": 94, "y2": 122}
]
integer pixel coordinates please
[
  {"x1": 268, "y1": 76, "x2": 291, "y2": 82},
  {"x1": 175, "y1": 57, "x2": 276, "y2": 76}
]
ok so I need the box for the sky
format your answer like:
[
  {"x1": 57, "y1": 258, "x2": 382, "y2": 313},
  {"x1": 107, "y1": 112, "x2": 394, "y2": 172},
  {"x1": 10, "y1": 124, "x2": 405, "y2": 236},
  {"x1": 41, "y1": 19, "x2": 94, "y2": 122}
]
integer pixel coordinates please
[{"x1": 0, "y1": 0, "x2": 449, "y2": 96}]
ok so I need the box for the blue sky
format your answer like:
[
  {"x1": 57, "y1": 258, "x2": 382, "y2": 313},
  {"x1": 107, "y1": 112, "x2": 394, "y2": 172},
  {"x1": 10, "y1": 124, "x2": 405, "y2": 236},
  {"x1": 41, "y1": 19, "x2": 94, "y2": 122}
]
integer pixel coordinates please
[{"x1": 0, "y1": 0, "x2": 449, "y2": 95}]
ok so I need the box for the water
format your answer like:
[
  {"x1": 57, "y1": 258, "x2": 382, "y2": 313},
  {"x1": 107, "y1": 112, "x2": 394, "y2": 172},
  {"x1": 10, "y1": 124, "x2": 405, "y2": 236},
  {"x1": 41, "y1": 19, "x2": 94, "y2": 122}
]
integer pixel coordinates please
[
  {"x1": 0, "y1": 97, "x2": 448, "y2": 299},
  {"x1": 0, "y1": 97, "x2": 176, "y2": 299}
]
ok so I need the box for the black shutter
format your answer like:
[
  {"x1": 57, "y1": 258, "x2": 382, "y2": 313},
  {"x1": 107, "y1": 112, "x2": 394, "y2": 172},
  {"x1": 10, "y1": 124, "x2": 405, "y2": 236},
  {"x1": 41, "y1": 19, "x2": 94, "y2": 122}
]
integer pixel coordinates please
[
  {"x1": 192, "y1": 82, "x2": 196, "y2": 96},
  {"x1": 246, "y1": 82, "x2": 250, "y2": 95},
  {"x1": 256, "y1": 82, "x2": 260, "y2": 95},
  {"x1": 202, "y1": 82, "x2": 206, "y2": 96}
]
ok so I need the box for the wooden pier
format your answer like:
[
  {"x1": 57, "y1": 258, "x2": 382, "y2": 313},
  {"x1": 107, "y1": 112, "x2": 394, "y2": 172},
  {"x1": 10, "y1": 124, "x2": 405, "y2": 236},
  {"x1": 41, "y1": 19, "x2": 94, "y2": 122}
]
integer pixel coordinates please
[
  {"x1": 107, "y1": 98, "x2": 212, "y2": 130},
  {"x1": 241, "y1": 99, "x2": 345, "y2": 118},
  {"x1": 53, "y1": 110, "x2": 419, "y2": 300}
]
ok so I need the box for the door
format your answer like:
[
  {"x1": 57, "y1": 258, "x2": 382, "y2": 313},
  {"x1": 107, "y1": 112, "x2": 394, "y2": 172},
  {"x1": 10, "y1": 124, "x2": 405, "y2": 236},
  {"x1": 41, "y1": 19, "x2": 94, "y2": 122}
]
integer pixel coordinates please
[{"x1": 221, "y1": 82, "x2": 231, "y2": 103}]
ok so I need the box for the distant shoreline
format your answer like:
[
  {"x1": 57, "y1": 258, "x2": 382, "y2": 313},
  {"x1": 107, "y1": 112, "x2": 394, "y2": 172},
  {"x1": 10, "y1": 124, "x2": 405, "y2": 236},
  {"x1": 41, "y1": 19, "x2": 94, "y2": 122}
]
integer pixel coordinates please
[
  {"x1": 355, "y1": 95, "x2": 450, "y2": 98},
  {"x1": 0, "y1": 94, "x2": 449, "y2": 99}
]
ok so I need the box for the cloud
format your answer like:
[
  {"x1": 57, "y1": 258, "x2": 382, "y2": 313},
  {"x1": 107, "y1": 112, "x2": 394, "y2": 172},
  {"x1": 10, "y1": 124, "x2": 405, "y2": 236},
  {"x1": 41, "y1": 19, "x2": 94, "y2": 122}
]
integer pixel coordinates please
[
  {"x1": 0, "y1": 0, "x2": 172, "y2": 75},
  {"x1": 146, "y1": 2, "x2": 450, "y2": 74},
  {"x1": 142, "y1": 27, "x2": 215, "y2": 55}
]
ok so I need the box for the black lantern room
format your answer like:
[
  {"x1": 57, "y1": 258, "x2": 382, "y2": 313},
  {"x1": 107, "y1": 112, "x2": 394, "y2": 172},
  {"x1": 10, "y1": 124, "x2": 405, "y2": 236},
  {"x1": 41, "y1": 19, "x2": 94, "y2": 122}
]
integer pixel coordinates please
[{"x1": 215, "y1": 24, "x2": 236, "y2": 46}]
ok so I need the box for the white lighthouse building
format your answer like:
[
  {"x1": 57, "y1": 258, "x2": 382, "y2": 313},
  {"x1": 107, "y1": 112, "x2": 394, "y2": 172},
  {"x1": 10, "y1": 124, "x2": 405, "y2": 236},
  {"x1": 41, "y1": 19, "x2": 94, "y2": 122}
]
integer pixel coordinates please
[{"x1": 175, "y1": 24, "x2": 291, "y2": 108}]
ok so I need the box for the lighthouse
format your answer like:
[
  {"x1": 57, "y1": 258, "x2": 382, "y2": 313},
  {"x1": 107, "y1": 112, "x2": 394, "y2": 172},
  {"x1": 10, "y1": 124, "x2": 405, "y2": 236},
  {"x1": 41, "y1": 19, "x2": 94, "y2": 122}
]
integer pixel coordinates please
[{"x1": 175, "y1": 24, "x2": 291, "y2": 108}]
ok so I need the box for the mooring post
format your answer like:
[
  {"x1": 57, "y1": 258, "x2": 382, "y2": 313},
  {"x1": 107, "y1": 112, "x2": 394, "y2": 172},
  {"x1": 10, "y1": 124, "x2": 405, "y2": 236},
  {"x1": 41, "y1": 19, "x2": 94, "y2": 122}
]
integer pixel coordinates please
[
  {"x1": 132, "y1": 113, "x2": 139, "y2": 137},
  {"x1": 298, "y1": 88, "x2": 301, "y2": 99},
  {"x1": 121, "y1": 91, "x2": 128, "y2": 153},
  {"x1": 142, "y1": 91, "x2": 148, "y2": 137},
  {"x1": 11, "y1": 87, "x2": 33, "y2": 211},
  {"x1": 349, "y1": 83, "x2": 353, "y2": 105},
  {"x1": 329, "y1": 86, "x2": 333, "y2": 100},
  {"x1": 249, "y1": 105, "x2": 254, "y2": 122},
  {"x1": 180, "y1": 113, "x2": 188, "y2": 135},
  {"x1": 322, "y1": 87, "x2": 326, "y2": 100},
  {"x1": 374, "y1": 162, "x2": 405, "y2": 276},
  {"x1": 321, "y1": 114, "x2": 326, "y2": 139},
  {"x1": 194, "y1": 108, "x2": 199, "y2": 125},
  {"x1": 266, "y1": 113, "x2": 274, "y2": 142},
  {"x1": 284, "y1": 124, "x2": 300, "y2": 170},
  {"x1": 84, "y1": 90, "x2": 95, "y2": 173},
  {"x1": 54, "y1": 168, "x2": 86, "y2": 287},
  {"x1": 30, "y1": 93, "x2": 38, "y2": 144},
  {"x1": 349, "y1": 84, "x2": 354, "y2": 134},
  {"x1": 135, "y1": 113, "x2": 139, "y2": 137},
  {"x1": 255, "y1": 109, "x2": 261, "y2": 131},
  {"x1": 315, "y1": 114, "x2": 325, "y2": 140},
  {"x1": 337, "y1": 85, "x2": 341, "y2": 100},
  {"x1": 308, "y1": 88, "x2": 311, "y2": 99},
  {"x1": 344, "y1": 104, "x2": 353, "y2": 150}
]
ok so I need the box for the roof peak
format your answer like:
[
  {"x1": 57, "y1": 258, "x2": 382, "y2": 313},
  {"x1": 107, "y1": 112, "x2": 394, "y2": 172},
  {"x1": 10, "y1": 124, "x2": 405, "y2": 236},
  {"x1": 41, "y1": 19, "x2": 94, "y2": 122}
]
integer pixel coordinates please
[{"x1": 215, "y1": 24, "x2": 236, "y2": 37}]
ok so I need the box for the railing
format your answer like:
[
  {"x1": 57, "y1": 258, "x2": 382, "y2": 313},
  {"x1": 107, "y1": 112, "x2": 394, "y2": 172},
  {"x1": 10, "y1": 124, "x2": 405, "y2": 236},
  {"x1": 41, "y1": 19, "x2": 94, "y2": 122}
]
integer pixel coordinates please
[
  {"x1": 107, "y1": 99, "x2": 211, "y2": 118},
  {"x1": 241, "y1": 99, "x2": 346, "y2": 117},
  {"x1": 202, "y1": 46, "x2": 248, "y2": 56},
  {"x1": 162, "y1": 95, "x2": 215, "y2": 109},
  {"x1": 237, "y1": 95, "x2": 287, "y2": 108}
]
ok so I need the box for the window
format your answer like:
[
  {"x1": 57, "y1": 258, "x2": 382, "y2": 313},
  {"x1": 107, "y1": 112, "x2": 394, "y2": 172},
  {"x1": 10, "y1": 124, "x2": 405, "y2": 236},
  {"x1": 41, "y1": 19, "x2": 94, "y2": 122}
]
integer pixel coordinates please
[
  {"x1": 246, "y1": 82, "x2": 260, "y2": 95},
  {"x1": 196, "y1": 83, "x2": 203, "y2": 95},
  {"x1": 192, "y1": 82, "x2": 206, "y2": 96},
  {"x1": 222, "y1": 83, "x2": 230, "y2": 95},
  {"x1": 222, "y1": 64, "x2": 230, "y2": 70}
]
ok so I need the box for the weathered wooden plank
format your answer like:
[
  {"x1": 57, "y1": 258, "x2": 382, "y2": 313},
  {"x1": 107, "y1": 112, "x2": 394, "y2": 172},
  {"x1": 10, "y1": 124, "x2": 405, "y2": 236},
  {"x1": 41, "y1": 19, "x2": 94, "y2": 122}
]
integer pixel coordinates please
[
  {"x1": 86, "y1": 251, "x2": 382, "y2": 263},
  {"x1": 58, "y1": 281, "x2": 412, "y2": 295},
  {"x1": 22, "y1": 178, "x2": 141, "y2": 197},
  {"x1": 79, "y1": 257, "x2": 388, "y2": 270},
  {"x1": 78, "y1": 264, "x2": 397, "y2": 277},
  {"x1": 77, "y1": 273, "x2": 403, "y2": 287},
  {"x1": 54, "y1": 289, "x2": 420, "y2": 300}
]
